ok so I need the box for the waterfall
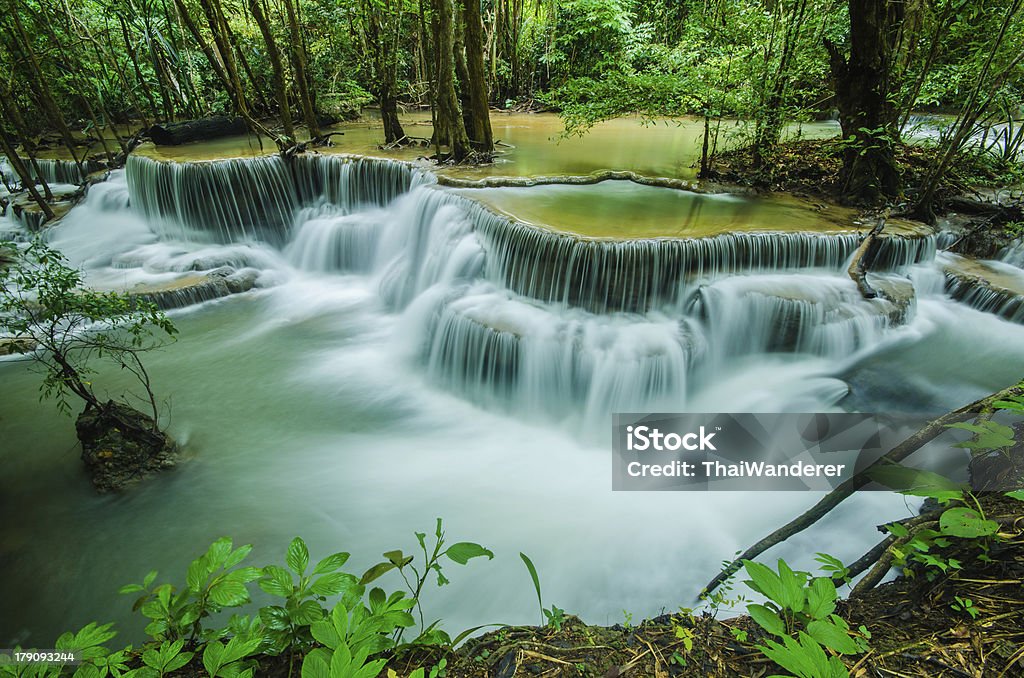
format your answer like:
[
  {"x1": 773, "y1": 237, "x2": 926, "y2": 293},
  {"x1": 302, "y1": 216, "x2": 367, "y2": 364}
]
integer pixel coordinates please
[
  {"x1": 125, "y1": 154, "x2": 429, "y2": 245},
  {"x1": 0, "y1": 156, "x2": 87, "y2": 186},
  {"x1": 70, "y1": 152, "x2": 1018, "y2": 419},
  {"x1": 945, "y1": 274, "x2": 1024, "y2": 323},
  {"x1": 126, "y1": 155, "x2": 299, "y2": 243}
]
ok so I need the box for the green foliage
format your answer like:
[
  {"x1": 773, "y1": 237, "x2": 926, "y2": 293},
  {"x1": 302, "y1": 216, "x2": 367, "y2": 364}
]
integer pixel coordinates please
[
  {"x1": 741, "y1": 558, "x2": 869, "y2": 678},
  {"x1": 951, "y1": 596, "x2": 980, "y2": 620},
  {"x1": 359, "y1": 519, "x2": 492, "y2": 643},
  {"x1": 119, "y1": 537, "x2": 260, "y2": 642},
  {"x1": 300, "y1": 591, "x2": 415, "y2": 678},
  {"x1": 258, "y1": 538, "x2": 360, "y2": 655},
  {"x1": 0, "y1": 240, "x2": 176, "y2": 422}
]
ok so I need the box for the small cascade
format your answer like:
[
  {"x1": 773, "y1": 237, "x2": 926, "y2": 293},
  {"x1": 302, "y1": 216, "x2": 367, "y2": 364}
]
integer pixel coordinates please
[
  {"x1": 0, "y1": 156, "x2": 88, "y2": 185},
  {"x1": 291, "y1": 154, "x2": 430, "y2": 210},
  {"x1": 945, "y1": 274, "x2": 1024, "y2": 323},
  {"x1": 375, "y1": 187, "x2": 486, "y2": 309},
  {"x1": 286, "y1": 204, "x2": 384, "y2": 273},
  {"x1": 998, "y1": 238, "x2": 1024, "y2": 268},
  {"x1": 126, "y1": 155, "x2": 298, "y2": 243},
  {"x1": 126, "y1": 154, "x2": 426, "y2": 244},
  {"x1": 419, "y1": 285, "x2": 694, "y2": 422}
]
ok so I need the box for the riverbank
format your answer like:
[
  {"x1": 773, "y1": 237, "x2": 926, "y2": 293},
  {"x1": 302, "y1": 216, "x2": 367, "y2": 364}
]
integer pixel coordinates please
[{"x1": 5, "y1": 493, "x2": 1022, "y2": 678}]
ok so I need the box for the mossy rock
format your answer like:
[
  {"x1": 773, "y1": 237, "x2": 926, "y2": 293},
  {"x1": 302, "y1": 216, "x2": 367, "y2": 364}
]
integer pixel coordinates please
[{"x1": 76, "y1": 401, "x2": 178, "y2": 493}]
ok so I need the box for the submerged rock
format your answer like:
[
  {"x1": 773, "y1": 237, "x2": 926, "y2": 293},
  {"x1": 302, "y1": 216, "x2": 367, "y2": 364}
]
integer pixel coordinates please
[{"x1": 76, "y1": 401, "x2": 177, "y2": 493}]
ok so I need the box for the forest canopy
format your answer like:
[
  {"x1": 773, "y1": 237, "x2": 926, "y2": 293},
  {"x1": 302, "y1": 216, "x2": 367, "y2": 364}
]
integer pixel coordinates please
[{"x1": 2, "y1": 0, "x2": 1023, "y2": 204}]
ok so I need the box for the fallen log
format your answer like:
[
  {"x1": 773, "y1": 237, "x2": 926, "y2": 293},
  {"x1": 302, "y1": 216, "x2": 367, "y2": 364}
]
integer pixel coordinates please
[
  {"x1": 848, "y1": 217, "x2": 886, "y2": 299},
  {"x1": 146, "y1": 116, "x2": 248, "y2": 145}
]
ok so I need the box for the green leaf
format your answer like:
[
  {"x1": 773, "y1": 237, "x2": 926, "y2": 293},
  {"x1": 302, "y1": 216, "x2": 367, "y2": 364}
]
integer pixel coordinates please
[
  {"x1": 806, "y1": 619, "x2": 860, "y2": 655},
  {"x1": 310, "y1": 572, "x2": 358, "y2": 597},
  {"x1": 301, "y1": 649, "x2": 331, "y2": 678},
  {"x1": 383, "y1": 550, "x2": 414, "y2": 568},
  {"x1": 312, "y1": 552, "x2": 350, "y2": 575},
  {"x1": 359, "y1": 562, "x2": 396, "y2": 585},
  {"x1": 886, "y1": 522, "x2": 909, "y2": 538},
  {"x1": 291, "y1": 599, "x2": 326, "y2": 625},
  {"x1": 287, "y1": 538, "x2": 310, "y2": 576},
  {"x1": 208, "y1": 580, "x2": 250, "y2": 607},
  {"x1": 224, "y1": 545, "x2": 253, "y2": 570},
  {"x1": 1006, "y1": 490, "x2": 1024, "y2": 502},
  {"x1": 742, "y1": 560, "x2": 784, "y2": 606},
  {"x1": 259, "y1": 566, "x2": 294, "y2": 597},
  {"x1": 520, "y1": 553, "x2": 544, "y2": 620},
  {"x1": 747, "y1": 604, "x2": 786, "y2": 637},
  {"x1": 446, "y1": 542, "x2": 495, "y2": 565},
  {"x1": 868, "y1": 464, "x2": 964, "y2": 499},
  {"x1": 805, "y1": 578, "x2": 837, "y2": 620},
  {"x1": 939, "y1": 507, "x2": 999, "y2": 538},
  {"x1": 776, "y1": 559, "x2": 806, "y2": 614},
  {"x1": 165, "y1": 651, "x2": 193, "y2": 672}
]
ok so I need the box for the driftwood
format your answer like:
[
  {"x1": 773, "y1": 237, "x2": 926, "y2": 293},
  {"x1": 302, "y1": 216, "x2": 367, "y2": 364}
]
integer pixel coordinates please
[
  {"x1": 848, "y1": 217, "x2": 885, "y2": 299},
  {"x1": 700, "y1": 379, "x2": 1024, "y2": 598},
  {"x1": 146, "y1": 116, "x2": 248, "y2": 145}
]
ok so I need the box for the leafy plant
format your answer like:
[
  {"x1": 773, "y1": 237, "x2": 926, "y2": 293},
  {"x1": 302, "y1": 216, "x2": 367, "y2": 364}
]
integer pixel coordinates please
[
  {"x1": 301, "y1": 589, "x2": 416, "y2": 678},
  {"x1": 201, "y1": 634, "x2": 260, "y2": 678},
  {"x1": 742, "y1": 559, "x2": 868, "y2": 678},
  {"x1": 120, "y1": 537, "x2": 260, "y2": 642},
  {"x1": 951, "y1": 596, "x2": 980, "y2": 620},
  {"x1": 259, "y1": 537, "x2": 360, "y2": 655},
  {"x1": 519, "y1": 552, "x2": 566, "y2": 630},
  {"x1": 135, "y1": 640, "x2": 193, "y2": 677},
  {"x1": 360, "y1": 519, "x2": 493, "y2": 643},
  {"x1": 0, "y1": 239, "x2": 176, "y2": 424}
]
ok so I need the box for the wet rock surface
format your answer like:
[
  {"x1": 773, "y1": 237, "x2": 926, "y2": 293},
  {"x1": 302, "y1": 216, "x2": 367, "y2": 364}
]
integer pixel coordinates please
[{"x1": 76, "y1": 400, "x2": 177, "y2": 493}]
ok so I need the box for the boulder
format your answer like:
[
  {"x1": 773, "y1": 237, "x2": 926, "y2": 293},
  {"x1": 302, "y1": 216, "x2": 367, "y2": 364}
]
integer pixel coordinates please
[{"x1": 76, "y1": 400, "x2": 178, "y2": 493}]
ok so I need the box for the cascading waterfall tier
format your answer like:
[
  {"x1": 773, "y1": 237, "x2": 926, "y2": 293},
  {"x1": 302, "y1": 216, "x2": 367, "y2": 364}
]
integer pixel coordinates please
[
  {"x1": 416, "y1": 272, "x2": 913, "y2": 419},
  {"x1": 115, "y1": 152, "x2": 972, "y2": 417},
  {"x1": 1, "y1": 156, "x2": 91, "y2": 186},
  {"x1": 125, "y1": 154, "x2": 429, "y2": 244},
  {"x1": 943, "y1": 253, "x2": 1024, "y2": 324}
]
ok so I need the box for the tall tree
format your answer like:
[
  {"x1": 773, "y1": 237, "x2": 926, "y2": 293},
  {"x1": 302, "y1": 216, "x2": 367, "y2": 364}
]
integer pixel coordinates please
[
  {"x1": 282, "y1": 0, "x2": 320, "y2": 138},
  {"x1": 431, "y1": 0, "x2": 471, "y2": 160},
  {"x1": 825, "y1": 0, "x2": 905, "y2": 203},
  {"x1": 249, "y1": 0, "x2": 295, "y2": 139},
  {"x1": 461, "y1": 0, "x2": 493, "y2": 151}
]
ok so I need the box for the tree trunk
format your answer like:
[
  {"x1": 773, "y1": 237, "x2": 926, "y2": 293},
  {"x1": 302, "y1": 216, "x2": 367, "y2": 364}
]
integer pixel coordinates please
[
  {"x1": 119, "y1": 16, "x2": 162, "y2": 123},
  {"x1": 432, "y1": 0, "x2": 471, "y2": 160},
  {"x1": 249, "y1": 0, "x2": 295, "y2": 138},
  {"x1": 0, "y1": 129, "x2": 54, "y2": 220},
  {"x1": 282, "y1": 0, "x2": 320, "y2": 138},
  {"x1": 462, "y1": 0, "x2": 493, "y2": 151},
  {"x1": 825, "y1": 0, "x2": 903, "y2": 204},
  {"x1": 9, "y1": 10, "x2": 82, "y2": 168}
]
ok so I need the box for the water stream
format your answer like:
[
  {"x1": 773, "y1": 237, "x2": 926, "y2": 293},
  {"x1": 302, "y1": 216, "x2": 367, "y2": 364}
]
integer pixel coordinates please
[{"x1": 2, "y1": 129, "x2": 1024, "y2": 647}]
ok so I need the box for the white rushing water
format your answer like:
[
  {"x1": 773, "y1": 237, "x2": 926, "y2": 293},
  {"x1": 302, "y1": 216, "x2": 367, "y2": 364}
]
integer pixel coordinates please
[{"x1": 2, "y1": 154, "x2": 1024, "y2": 646}]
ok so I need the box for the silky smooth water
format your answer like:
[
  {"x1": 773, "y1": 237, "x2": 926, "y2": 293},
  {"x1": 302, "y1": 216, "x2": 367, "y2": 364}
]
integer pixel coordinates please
[{"x1": 2, "y1": 144, "x2": 1023, "y2": 649}]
